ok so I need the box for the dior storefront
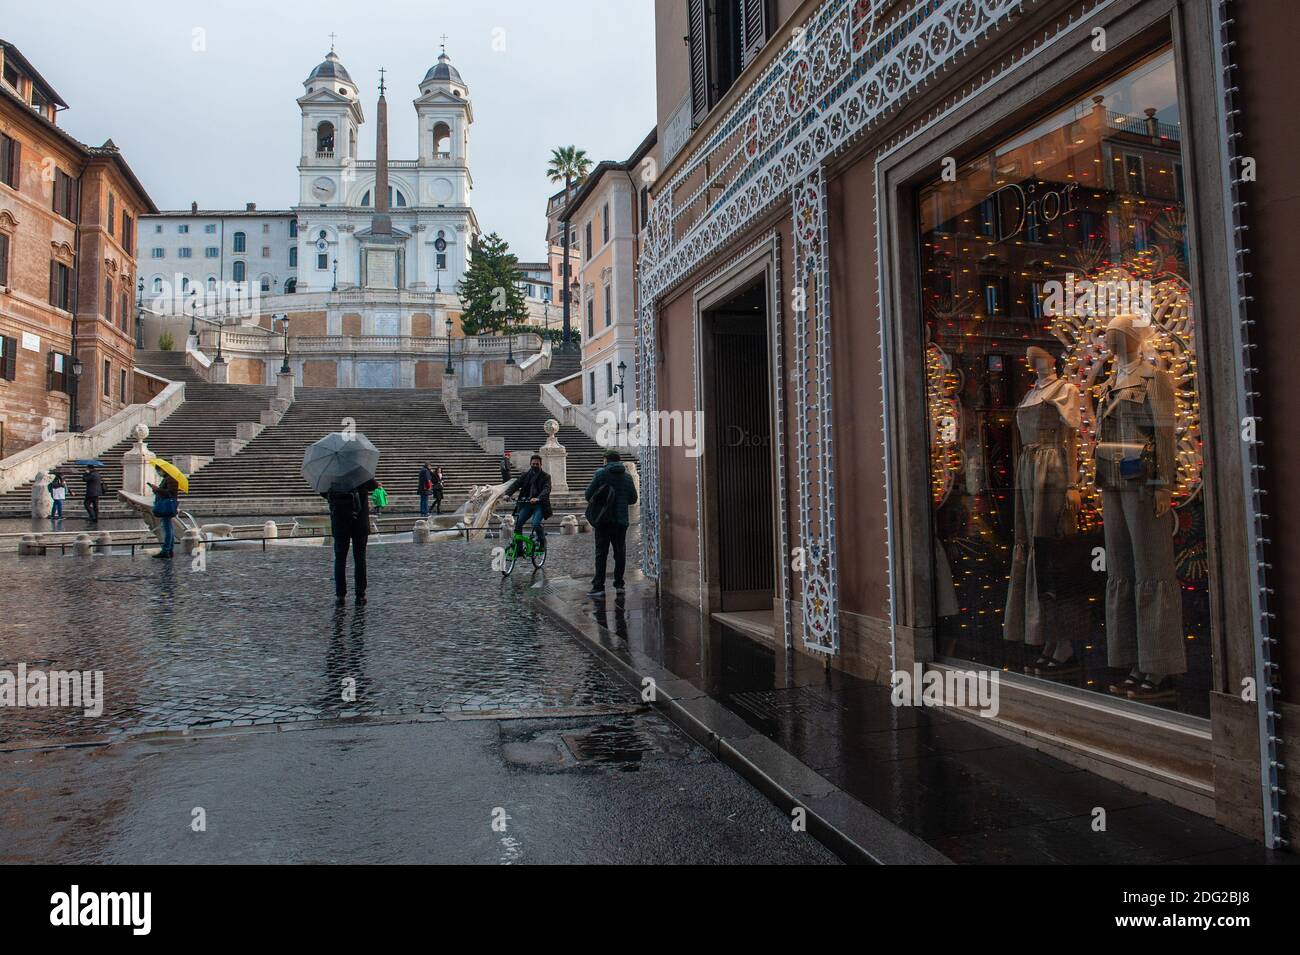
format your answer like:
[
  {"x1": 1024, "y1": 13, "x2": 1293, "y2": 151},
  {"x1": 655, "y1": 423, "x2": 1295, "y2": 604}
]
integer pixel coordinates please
[{"x1": 642, "y1": 0, "x2": 1289, "y2": 847}]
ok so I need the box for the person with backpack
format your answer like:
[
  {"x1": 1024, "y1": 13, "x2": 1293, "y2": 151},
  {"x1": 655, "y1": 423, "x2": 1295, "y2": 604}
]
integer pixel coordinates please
[
  {"x1": 418, "y1": 463, "x2": 434, "y2": 517},
  {"x1": 48, "y1": 471, "x2": 67, "y2": 521},
  {"x1": 324, "y1": 477, "x2": 379, "y2": 607},
  {"x1": 584, "y1": 450, "x2": 638, "y2": 596}
]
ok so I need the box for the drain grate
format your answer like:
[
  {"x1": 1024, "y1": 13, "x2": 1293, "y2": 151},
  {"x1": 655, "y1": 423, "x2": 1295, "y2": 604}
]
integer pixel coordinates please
[
  {"x1": 561, "y1": 723, "x2": 662, "y2": 770},
  {"x1": 727, "y1": 686, "x2": 839, "y2": 725}
]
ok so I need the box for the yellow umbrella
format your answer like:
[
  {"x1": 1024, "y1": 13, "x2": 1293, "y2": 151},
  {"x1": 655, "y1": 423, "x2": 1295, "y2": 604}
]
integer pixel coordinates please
[{"x1": 149, "y1": 457, "x2": 189, "y2": 494}]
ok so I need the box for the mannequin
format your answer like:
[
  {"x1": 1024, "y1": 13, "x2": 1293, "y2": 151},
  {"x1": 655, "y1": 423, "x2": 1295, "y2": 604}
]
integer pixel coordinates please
[
  {"x1": 1094, "y1": 314, "x2": 1184, "y2": 700},
  {"x1": 1004, "y1": 345, "x2": 1082, "y2": 674}
]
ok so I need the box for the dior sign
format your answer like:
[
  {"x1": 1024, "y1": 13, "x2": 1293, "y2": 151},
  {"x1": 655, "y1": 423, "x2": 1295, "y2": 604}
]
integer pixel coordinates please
[{"x1": 991, "y1": 180, "x2": 1081, "y2": 242}]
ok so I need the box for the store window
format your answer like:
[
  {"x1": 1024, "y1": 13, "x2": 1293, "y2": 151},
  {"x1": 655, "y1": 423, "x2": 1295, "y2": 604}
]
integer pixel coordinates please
[{"x1": 918, "y1": 49, "x2": 1208, "y2": 716}]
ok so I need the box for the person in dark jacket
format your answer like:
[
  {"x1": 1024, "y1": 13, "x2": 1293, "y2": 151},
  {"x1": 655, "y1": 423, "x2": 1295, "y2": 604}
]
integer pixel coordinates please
[
  {"x1": 82, "y1": 465, "x2": 106, "y2": 522},
  {"x1": 500, "y1": 452, "x2": 513, "y2": 485},
  {"x1": 324, "y1": 477, "x2": 378, "y2": 606},
  {"x1": 418, "y1": 463, "x2": 434, "y2": 517},
  {"x1": 147, "y1": 473, "x2": 180, "y2": 558},
  {"x1": 431, "y1": 466, "x2": 445, "y2": 514},
  {"x1": 585, "y1": 450, "x2": 638, "y2": 595},
  {"x1": 506, "y1": 454, "x2": 551, "y2": 547}
]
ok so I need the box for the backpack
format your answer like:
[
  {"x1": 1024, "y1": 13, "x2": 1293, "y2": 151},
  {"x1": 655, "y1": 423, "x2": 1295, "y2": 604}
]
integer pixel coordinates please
[{"x1": 585, "y1": 476, "x2": 615, "y2": 527}]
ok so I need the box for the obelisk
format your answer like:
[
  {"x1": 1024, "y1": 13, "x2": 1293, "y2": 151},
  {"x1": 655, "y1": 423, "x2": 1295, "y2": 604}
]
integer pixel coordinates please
[{"x1": 372, "y1": 67, "x2": 392, "y2": 236}]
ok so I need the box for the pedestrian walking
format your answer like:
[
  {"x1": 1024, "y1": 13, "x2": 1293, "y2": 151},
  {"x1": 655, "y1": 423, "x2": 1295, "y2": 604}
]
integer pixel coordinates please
[
  {"x1": 324, "y1": 477, "x2": 379, "y2": 607},
  {"x1": 147, "y1": 471, "x2": 180, "y2": 558},
  {"x1": 48, "y1": 471, "x2": 67, "y2": 521},
  {"x1": 431, "y1": 466, "x2": 445, "y2": 515},
  {"x1": 418, "y1": 463, "x2": 434, "y2": 517},
  {"x1": 82, "y1": 465, "x2": 106, "y2": 522},
  {"x1": 370, "y1": 480, "x2": 389, "y2": 514},
  {"x1": 506, "y1": 454, "x2": 551, "y2": 549},
  {"x1": 500, "y1": 451, "x2": 513, "y2": 485},
  {"x1": 584, "y1": 450, "x2": 638, "y2": 596}
]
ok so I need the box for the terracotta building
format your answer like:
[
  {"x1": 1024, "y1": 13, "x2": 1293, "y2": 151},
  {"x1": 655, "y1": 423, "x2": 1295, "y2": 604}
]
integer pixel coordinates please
[
  {"x1": 640, "y1": 0, "x2": 1295, "y2": 848},
  {"x1": 0, "y1": 38, "x2": 154, "y2": 459}
]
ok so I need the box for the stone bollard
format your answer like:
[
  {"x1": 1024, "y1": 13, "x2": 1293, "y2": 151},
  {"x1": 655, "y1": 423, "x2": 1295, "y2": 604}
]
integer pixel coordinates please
[
  {"x1": 18, "y1": 534, "x2": 44, "y2": 556},
  {"x1": 95, "y1": 531, "x2": 113, "y2": 554},
  {"x1": 413, "y1": 520, "x2": 430, "y2": 544},
  {"x1": 263, "y1": 520, "x2": 278, "y2": 539},
  {"x1": 181, "y1": 527, "x2": 203, "y2": 555},
  {"x1": 74, "y1": 533, "x2": 93, "y2": 556},
  {"x1": 560, "y1": 514, "x2": 579, "y2": 535},
  {"x1": 498, "y1": 514, "x2": 515, "y2": 538},
  {"x1": 538, "y1": 419, "x2": 569, "y2": 492},
  {"x1": 578, "y1": 517, "x2": 592, "y2": 534}
]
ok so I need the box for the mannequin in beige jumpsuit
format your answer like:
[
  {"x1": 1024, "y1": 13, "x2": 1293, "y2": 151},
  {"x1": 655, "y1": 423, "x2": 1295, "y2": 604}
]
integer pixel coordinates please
[
  {"x1": 1004, "y1": 345, "x2": 1082, "y2": 671},
  {"x1": 1095, "y1": 315, "x2": 1185, "y2": 699}
]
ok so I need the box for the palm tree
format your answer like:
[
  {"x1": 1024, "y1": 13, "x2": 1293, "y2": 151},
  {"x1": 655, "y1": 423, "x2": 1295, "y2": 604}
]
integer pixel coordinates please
[{"x1": 547, "y1": 146, "x2": 593, "y2": 351}]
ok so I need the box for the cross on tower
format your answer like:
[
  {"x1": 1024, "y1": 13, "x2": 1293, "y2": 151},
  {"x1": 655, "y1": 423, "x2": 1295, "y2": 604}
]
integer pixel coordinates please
[
  {"x1": 329, "y1": 32, "x2": 337, "y2": 52},
  {"x1": 378, "y1": 66, "x2": 386, "y2": 95},
  {"x1": 440, "y1": 34, "x2": 448, "y2": 54}
]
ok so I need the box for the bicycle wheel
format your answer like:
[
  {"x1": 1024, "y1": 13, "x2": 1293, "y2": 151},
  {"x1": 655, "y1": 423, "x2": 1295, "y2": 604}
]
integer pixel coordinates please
[
  {"x1": 501, "y1": 538, "x2": 519, "y2": 576},
  {"x1": 530, "y1": 530, "x2": 547, "y2": 568}
]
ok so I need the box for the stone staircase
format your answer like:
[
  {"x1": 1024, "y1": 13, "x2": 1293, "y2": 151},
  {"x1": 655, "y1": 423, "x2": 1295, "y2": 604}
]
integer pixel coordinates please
[
  {"x1": 135, "y1": 349, "x2": 205, "y2": 384},
  {"x1": 459, "y1": 352, "x2": 615, "y2": 485}
]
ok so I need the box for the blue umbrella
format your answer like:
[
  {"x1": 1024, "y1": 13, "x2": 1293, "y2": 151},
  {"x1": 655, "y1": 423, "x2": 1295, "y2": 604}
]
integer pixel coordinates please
[
  {"x1": 73, "y1": 459, "x2": 106, "y2": 467},
  {"x1": 302, "y1": 432, "x2": 380, "y2": 494}
]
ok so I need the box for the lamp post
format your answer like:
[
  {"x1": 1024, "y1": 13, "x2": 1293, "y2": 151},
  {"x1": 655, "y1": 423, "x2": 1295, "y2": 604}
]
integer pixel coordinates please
[
  {"x1": 213, "y1": 294, "x2": 225, "y2": 365},
  {"x1": 332, "y1": 257, "x2": 338, "y2": 293},
  {"x1": 280, "y1": 314, "x2": 291, "y2": 374},
  {"x1": 505, "y1": 326, "x2": 515, "y2": 365},
  {"x1": 543, "y1": 302, "x2": 550, "y2": 337},
  {"x1": 444, "y1": 315, "x2": 454, "y2": 375},
  {"x1": 188, "y1": 287, "x2": 197, "y2": 338}
]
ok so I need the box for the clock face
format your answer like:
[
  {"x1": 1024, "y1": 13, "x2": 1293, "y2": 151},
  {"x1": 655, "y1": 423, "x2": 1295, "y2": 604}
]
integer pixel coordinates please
[{"x1": 311, "y1": 176, "x2": 336, "y2": 200}]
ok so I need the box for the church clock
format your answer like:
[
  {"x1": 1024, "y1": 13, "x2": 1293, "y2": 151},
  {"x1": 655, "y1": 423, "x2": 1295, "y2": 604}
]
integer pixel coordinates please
[{"x1": 310, "y1": 176, "x2": 337, "y2": 201}]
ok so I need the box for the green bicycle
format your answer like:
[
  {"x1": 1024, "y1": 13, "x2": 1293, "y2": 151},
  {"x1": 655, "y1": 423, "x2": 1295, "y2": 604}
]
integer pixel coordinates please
[{"x1": 500, "y1": 521, "x2": 547, "y2": 576}]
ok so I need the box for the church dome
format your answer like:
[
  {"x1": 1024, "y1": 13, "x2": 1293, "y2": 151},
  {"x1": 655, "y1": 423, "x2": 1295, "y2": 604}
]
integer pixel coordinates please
[
  {"x1": 422, "y1": 52, "x2": 464, "y2": 87},
  {"x1": 307, "y1": 50, "x2": 353, "y2": 85}
]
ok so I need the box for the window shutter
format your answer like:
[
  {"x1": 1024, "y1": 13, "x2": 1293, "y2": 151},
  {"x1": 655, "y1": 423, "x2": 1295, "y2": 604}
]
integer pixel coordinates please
[
  {"x1": 4, "y1": 336, "x2": 16, "y2": 380},
  {"x1": 49, "y1": 260, "x2": 56, "y2": 305},
  {"x1": 688, "y1": 0, "x2": 710, "y2": 123},
  {"x1": 741, "y1": 0, "x2": 770, "y2": 68}
]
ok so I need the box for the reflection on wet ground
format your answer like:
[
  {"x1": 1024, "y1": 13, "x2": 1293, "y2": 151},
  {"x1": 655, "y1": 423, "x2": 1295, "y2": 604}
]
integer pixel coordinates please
[
  {"x1": 0, "y1": 532, "x2": 630, "y2": 745},
  {"x1": 544, "y1": 580, "x2": 1294, "y2": 865}
]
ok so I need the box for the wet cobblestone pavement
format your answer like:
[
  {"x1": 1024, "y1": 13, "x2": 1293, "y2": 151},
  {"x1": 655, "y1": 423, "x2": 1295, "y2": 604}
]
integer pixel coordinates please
[{"x1": 0, "y1": 531, "x2": 633, "y2": 746}]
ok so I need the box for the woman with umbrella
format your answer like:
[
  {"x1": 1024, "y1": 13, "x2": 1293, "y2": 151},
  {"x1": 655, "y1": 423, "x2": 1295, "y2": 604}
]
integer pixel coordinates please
[
  {"x1": 147, "y1": 458, "x2": 187, "y2": 559},
  {"x1": 303, "y1": 432, "x2": 381, "y2": 607}
]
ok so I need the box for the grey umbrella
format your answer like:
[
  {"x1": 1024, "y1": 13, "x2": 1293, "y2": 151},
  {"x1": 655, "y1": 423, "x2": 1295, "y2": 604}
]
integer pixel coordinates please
[{"x1": 302, "y1": 432, "x2": 381, "y2": 494}]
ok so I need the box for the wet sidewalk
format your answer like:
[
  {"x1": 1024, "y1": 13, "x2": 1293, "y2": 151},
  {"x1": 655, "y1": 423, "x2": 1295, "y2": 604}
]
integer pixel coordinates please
[{"x1": 535, "y1": 575, "x2": 1293, "y2": 865}]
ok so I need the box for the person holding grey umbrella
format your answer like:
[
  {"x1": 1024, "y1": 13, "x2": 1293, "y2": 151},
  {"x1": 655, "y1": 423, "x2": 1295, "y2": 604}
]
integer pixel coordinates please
[{"x1": 302, "y1": 432, "x2": 382, "y2": 607}]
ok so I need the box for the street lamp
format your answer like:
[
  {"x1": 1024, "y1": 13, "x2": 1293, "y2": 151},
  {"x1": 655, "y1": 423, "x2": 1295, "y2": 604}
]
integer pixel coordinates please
[
  {"x1": 444, "y1": 315, "x2": 454, "y2": 374},
  {"x1": 188, "y1": 288, "x2": 197, "y2": 338},
  {"x1": 332, "y1": 257, "x2": 338, "y2": 293},
  {"x1": 279, "y1": 314, "x2": 291, "y2": 374},
  {"x1": 505, "y1": 326, "x2": 515, "y2": 365},
  {"x1": 135, "y1": 278, "x2": 145, "y2": 348}
]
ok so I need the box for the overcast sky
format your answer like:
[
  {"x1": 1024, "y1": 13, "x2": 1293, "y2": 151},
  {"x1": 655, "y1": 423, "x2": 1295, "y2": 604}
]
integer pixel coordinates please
[{"x1": 5, "y1": 0, "x2": 655, "y2": 261}]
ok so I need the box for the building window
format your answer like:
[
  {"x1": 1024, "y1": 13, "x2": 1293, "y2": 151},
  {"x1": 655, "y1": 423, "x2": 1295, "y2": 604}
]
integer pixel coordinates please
[
  {"x1": 120, "y1": 291, "x2": 129, "y2": 331},
  {"x1": 204, "y1": 223, "x2": 216, "y2": 234},
  {"x1": 262, "y1": 223, "x2": 270, "y2": 234},
  {"x1": 151, "y1": 248, "x2": 164, "y2": 258},
  {"x1": 603, "y1": 284, "x2": 612, "y2": 327},
  {"x1": 0, "y1": 334, "x2": 17, "y2": 381},
  {"x1": 178, "y1": 247, "x2": 192, "y2": 258},
  {"x1": 589, "y1": 371, "x2": 596, "y2": 404},
  {"x1": 317, "y1": 253, "x2": 328, "y2": 270},
  {"x1": 602, "y1": 204, "x2": 609, "y2": 244},
  {"x1": 232, "y1": 231, "x2": 246, "y2": 253},
  {"x1": 605, "y1": 361, "x2": 613, "y2": 398},
  {"x1": 262, "y1": 246, "x2": 271, "y2": 258},
  {"x1": 0, "y1": 132, "x2": 19, "y2": 189},
  {"x1": 104, "y1": 278, "x2": 113, "y2": 323},
  {"x1": 586, "y1": 297, "x2": 594, "y2": 337},
  {"x1": 207, "y1": 276, "x2": 217, "y2": 292},
  {"x1": 154, "y1": 224, "x2": 162, "y2": 233},
  {"x1": 436, "y1": 252, "x2": 446, "y2": 270},
  {"x1": 260, "y1": 276, "x2": 271, "y2": 292},
  {"x1": 46, "y1": 351, "x2": 69, "y2": 392},
  {"x1": 205, "y1": 247, "x2": 219, "y2": 258},
  {"x1": 52, "y1": 169, "x2": 77, "y2": 220},
  {"x1": 102, "y1": 359, "x2": 110, "y2": 397},
  {"x1": 119, "y1": 368, "x2": 127, "y2": 401},
  {"x1": 916, "y1": 48, "x2": 1210, "y2": 716},
  {"x1": 232, "y1": 261, "x2": 246, "y2": 282},
  {"x1": 285, "y1": 278, "x2": 297, "y2": 293},
  {"x1": 688, "y1": 0, "x2": 771, "y2": 124},
  {"x1": 107, "y1": 194, "x2": 115, "y2": 236},
  {"x1": 0, "y1": 232, "x2": 9, "y2": 287},
  {"x1": 178, "y1": 224, "x2": 189, "y2": 234},
  {"x1": 317, "y1": 121, "x2": 335, "y2": 154},
  {"x1": 289, "y1": 220, "x2": 298, "y2": 238},
  {"x1": 288, "y1": 247, "x2": 297, "y2": 267},
  {"x1": 584, "y1": 221, "x2": 592, "y2": 261},
  {"x1": 48, "y1": 261, "x2": 73, "y2": 310},
  {"x1": 122, "y1": 213, "x2": 133, "y2": 249},
  {"x1": 152, "y1": 276, "x2": 163, "y2": 294}
]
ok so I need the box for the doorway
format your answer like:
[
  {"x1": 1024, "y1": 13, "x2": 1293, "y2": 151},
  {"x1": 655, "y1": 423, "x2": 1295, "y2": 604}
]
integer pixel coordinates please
[{"x1": 700, "y1": 276, "x2": 776, "y2": 616}]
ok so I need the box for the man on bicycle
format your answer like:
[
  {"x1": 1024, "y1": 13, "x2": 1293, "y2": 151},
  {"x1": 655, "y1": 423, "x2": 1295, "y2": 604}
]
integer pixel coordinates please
[{"x1": 506, "y1": 453, "x2": 552, "y2": 549}]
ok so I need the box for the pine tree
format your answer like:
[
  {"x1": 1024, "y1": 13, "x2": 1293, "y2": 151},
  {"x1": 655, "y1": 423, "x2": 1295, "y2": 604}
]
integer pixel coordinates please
[{"x1": 456, "y1": 232, "x2": 528, "y2": 335}]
